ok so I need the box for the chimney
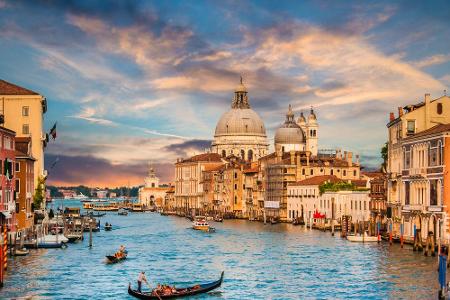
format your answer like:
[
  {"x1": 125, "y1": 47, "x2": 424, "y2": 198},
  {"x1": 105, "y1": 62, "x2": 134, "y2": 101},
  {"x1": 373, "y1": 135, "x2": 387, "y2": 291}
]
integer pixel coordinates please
[
  {"x1": 398, "y1": 107, "x2": 403, "y2": 117},
  {"x1": 389, "y1": 112, "x2": 395, "y2": 121},
  {"x1": 425, "y1": 93, "x2": 431, "y2": 104},
  {"x1": 347, "y1": 152, "x2": 353, "y2": 166}
]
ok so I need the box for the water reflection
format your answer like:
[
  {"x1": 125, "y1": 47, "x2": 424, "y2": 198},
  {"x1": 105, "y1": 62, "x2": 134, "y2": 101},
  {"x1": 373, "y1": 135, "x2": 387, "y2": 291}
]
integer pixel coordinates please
[{"x1": 2, "y1": 200, "x2": 442, "y2": 299}]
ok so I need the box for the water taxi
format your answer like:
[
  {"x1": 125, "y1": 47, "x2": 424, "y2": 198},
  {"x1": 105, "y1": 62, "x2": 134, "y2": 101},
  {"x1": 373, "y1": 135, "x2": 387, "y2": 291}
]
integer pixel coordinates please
[
  {"x1": 132, "y1": 203, "x2": 144, "y2": 212},
  {"x1": 192, "y1": 217, "x2": 210, "y2": 231},
  {"x1": 83, "y1": 202, "x2": 94, "y2": 209}
]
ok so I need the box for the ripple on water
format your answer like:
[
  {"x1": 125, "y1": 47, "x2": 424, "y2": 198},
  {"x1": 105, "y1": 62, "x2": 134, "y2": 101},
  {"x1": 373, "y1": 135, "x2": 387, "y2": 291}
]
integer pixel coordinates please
[{"x1": 1, "y1": 200, "x2": 445, "y2": 299}]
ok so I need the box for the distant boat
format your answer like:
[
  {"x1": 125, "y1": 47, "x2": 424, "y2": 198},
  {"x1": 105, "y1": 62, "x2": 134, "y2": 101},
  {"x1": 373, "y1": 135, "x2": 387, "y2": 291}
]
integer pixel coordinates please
[
  {"x1": 106, "y1": 250, "x2": 127, "y2": 264},
  {"x1": 105, "y1": 222, "x2": 112, "y2": 231},
  {"x1": 118, "y1": 209, "x2": 128, "y2": 216},
  {"x1": 37, "y1": 234, "x2": 68, "y2": 248},
  {"x1": 74, "y1": 193, "x2": 89, "y2": 200}
]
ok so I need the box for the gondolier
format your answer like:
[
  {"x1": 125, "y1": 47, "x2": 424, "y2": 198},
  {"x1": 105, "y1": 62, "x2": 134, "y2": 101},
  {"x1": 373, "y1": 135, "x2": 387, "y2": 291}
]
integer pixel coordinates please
[{"x1": 138, "y1": 271, "x2": 149, "y2": 293}]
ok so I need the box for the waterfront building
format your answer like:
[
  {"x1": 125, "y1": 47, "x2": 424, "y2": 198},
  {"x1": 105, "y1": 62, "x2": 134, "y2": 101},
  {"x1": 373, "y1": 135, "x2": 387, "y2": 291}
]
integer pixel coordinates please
[
  {"x1": 364, "y1": 172, "x2": 387, "y2": 223},
  {"x1": 288, "y1": 175, "x2": 370, "y2": 224},
  {"x1": 386, "y1": 93, "x2": 450, "y2": 245},
  {"x1": 15, "y1": 137, "x2": 35, "y2": 232},
  {"x1": 163, "y1": 185, "x2": 175, "y2": 211},
  {"x1": 242, "y1": 164, "x2": 263, "y2": 220},
  {"x1": 211, "y1": 79, "x2": 269, "y2": 161},
  {"x1": 174, "y1": 153, "x2": 223, "y2": 215},
  {"x1": 94, "y1": 190, "x2": 107, "y2": 199},
  {"x1": 138, "y1": 164, "x2": 169, "y2": 208},
  {"x1": 0, "y1": 126, "x2": 16, "y2": 233},
  {"x1": 263, "y1": 150, "x2": 361, "y2": 221},
  {"x1": 0, "y1": 80, "x2": 47, "y2": 195}
]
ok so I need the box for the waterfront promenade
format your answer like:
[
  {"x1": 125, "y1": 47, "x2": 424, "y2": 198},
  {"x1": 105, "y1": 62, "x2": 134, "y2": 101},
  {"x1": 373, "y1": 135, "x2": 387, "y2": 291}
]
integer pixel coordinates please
[{"x1": 2, "y1": 200, "x2": 443, "y2": 299}]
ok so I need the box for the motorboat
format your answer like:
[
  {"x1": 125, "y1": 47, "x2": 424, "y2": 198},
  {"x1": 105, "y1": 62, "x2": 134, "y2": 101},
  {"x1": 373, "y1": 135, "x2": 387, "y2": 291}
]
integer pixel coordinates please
[
  {"x1": 14, "y1": 248, "x2": 30, "y2": 256},
  {"x1": 37, "y1": 234, "x2": 68, "y2": 248},
  {"x1": 118, "y1": 209, "x2": 128, "y2": 216},
  {"x1": 192, "y1": 217, "x2": 210, "y2": 231},
  {"x1": 105, "y1": 222, "x2": 112, "y2": 231}
]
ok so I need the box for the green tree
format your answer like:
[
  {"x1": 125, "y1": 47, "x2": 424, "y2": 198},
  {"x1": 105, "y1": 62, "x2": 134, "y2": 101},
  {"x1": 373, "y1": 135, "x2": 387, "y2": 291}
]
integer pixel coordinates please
[
  {"x1": 33, "y1": 176, "x2": 46, "y2": 209},
  {"x1": 381, "y1": 142, "x2": 388, "y2": 172}
]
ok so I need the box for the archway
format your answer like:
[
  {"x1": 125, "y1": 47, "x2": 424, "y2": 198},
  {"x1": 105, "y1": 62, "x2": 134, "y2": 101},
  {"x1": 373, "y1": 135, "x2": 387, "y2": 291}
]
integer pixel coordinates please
[{"x1": 248, "y1": 149, "x2": 253, "y2": 161}]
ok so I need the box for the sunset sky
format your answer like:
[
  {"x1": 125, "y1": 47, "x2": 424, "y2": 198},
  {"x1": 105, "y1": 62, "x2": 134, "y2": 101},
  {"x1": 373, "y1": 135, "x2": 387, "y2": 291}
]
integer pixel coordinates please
[{"x1": 0, "y1": 1, "x2": 449, "y2": 187}]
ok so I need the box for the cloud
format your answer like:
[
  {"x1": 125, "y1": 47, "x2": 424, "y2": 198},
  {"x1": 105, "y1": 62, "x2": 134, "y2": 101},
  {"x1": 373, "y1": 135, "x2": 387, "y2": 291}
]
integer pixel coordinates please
[
  {"x1": 413, "y1": 54, "x2": 450, "y2": 68},
  {"x1": 163, "y1": 139, "x2": 212, "y2": 157},
  {"x1": 45, "y1": 154, "x2": 174, "y2": 187}
]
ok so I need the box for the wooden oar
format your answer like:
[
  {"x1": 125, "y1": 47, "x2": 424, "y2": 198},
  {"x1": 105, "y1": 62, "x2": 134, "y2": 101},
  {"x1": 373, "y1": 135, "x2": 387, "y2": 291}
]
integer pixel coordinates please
[{"x1": 146, "y1": 282, "x2": 162, "y2": 300}]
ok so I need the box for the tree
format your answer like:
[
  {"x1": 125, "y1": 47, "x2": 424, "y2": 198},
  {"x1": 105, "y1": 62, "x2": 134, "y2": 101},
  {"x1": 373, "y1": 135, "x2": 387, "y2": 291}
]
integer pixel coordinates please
[
  {"x1": 33, "y1": 176, "x2": 46, "y2": 209},
  {"x1": 381, "y1": 142, "x2": 388, "y2": 172}
]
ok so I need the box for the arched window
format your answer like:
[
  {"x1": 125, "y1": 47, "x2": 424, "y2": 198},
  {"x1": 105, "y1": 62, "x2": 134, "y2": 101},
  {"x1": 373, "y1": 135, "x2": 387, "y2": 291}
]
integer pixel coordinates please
[
  {"x1": 245, "y1": 124, "x2": 248, "y2": 132},
  {"x1": 437, "y1": 103, "x2": 443, "y2": 115},
  {"x1": 226, "y1": 125, "x2": 229, "y2": 133},
  {"x1": 241, "y1": 149, "x2": 245, "y2": 160},
  {"x1": 222, "y1": 150, "x2": 226, "y2": 158},
  {"x1": 282, "y1": 146, "x2": 285, "y2": 152},
  {"x1": 438, "y1": 141, "x2": 442, "y2": 165},
  {"x1": 248, "y1": 149, "x2": 253, "y2": 161}
]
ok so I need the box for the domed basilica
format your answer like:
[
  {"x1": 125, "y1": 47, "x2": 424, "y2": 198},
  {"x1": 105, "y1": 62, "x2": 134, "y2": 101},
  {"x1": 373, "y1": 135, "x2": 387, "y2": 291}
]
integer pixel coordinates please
[
  {"x1": 212, "y1": 79, "x2": 319, "y2": 161},
  {"x1": 211, "y1": 79, "x2": 269, "y2": 161}
]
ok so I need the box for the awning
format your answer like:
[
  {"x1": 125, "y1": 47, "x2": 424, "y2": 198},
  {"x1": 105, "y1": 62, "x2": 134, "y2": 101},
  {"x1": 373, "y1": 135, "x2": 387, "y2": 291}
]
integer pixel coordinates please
[{"x1": 0, "y1": 211, "x2": 12, "y2": 219}]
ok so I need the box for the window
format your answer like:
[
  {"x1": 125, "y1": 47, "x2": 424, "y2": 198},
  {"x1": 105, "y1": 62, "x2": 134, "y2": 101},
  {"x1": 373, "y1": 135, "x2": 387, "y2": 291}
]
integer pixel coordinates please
[
  {"x1": 248, "y1": 150, "x2": 253, "y2": 161},
  {"x1": 15, "y1": 179, "x2": 20, "y2": 192},
  {"x1": 222, "y1": 150, "x2": 226, "y2": 158},
  {"x1": 343, "y1": 170, "x2": 346, "y2": 176},
  {"x1": 430, "y1": 180, "x2": 438, "y2": 206},
  {"x1": 405, "y1": 182, "x2": 410, "y2": 205},
  {"x1": 330, "y1": 169, "x2": 334, "y2": 175},
  {"x1": 234, "y1": 184, "x2": 237, "y2": 190},
  {"x1": 22, "y1": 124, "x2": 29, "y2": 134},
  {"x1": 234, "y1": 196, "x2": 237, "y2": 204},
  {"x1": 310, "y1": 169, "x2": 313, "y2": 175},
  {"x1": 15, "y1": 162, "x2": 20, "y2": 172},
  {"x1": 437, "y1": 103, "x2": 443, "y2": 115},
  {"x1": 353, "y1": 170, "x2": 356, "y2": 176},
  {"x1": 302, "y1": 169, "x2": 305, "y2": 175},
  {"x1": 407, "y1": 120, "x2": 415, "y2": 135},
  {"x1": 22, "y1": 106, "x2": 29, "y2": 116}
]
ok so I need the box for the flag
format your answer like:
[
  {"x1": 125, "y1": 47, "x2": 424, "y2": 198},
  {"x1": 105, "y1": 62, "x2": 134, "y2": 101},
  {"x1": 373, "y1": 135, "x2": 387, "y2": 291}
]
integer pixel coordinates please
[{"x1": 49, "y1": 122, "x2": 57, "y2": 140}]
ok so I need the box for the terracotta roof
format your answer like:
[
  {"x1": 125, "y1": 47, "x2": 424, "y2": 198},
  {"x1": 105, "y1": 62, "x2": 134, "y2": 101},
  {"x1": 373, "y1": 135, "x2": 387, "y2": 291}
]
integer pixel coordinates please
[
  {"x1": 243, "y1": 166, "x2": 259, "y2": 173},
  {"x1": 362, "y1": 171, "x2": 384, "y2": 179},
  {"x1": 404, "y1": 124, "x2": 450, "y2": 140},
  {"x1": 204, "y1": 164, "x2": 225, "y2": 172},
  {"x1": 180, "y1": 153, "x2": 222, "y2": 163},
  {"x1": 290, "y1": 175, "x2": 340, "y2": 186},
  {"x1": 0, "y1": 79, "x2": 39, "y2": 95},
  {"x1": 351, "y1": 179, "x2": 368, "y2": 187}
]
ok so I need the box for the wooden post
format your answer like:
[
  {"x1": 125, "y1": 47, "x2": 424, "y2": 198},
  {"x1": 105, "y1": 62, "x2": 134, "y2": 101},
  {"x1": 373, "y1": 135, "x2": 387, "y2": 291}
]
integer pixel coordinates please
[
  {"x1": 331, "y1": 219, "x2": 335, "y2": 236},
  {"x1": 389, "y1": 222, "x2": 393, "y2": 245},
  {"x1": 3, "y1": 226, "x2": 7, "y2": 271},
  {"x1": 400, "y1": 223, "x2": 404, "y2": 248},
  {"x1": 0, "y1": 225, "x2": 4, "y2": 288},
  {"x1": 89, "y1": 222, "x2": 93, "y2": 248}
]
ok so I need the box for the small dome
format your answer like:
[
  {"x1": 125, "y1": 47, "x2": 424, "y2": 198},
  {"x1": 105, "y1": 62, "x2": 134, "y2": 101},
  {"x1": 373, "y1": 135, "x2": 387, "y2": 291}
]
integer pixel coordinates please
[
  {"x1": 274, "y1": 105, "x2": 306, "y2": 144},
  {"x1": 235, "y1": 76, "x2": 247, "y2": 93}
]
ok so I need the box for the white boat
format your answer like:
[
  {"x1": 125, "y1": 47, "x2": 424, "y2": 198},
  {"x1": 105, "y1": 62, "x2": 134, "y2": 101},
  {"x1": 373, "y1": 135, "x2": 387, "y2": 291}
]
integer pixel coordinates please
[
  {"x1": 38, "y1": 234, "x2": 69, "y2": 244},
  {"x1": 74, "y1": 193, "x2": 89, "y2": 200},
  {"x1": 347, "y1": 232, "x2": 378, "y2": 243},
  {"x1": 192, "y1": 216, "x2": 210, "y2": 231}
]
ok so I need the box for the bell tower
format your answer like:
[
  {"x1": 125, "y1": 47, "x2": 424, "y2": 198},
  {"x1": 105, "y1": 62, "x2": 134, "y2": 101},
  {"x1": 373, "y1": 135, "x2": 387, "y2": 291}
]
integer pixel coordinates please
[{"x1": 306, "y1": 107, "x2": 318, "y2": 156}]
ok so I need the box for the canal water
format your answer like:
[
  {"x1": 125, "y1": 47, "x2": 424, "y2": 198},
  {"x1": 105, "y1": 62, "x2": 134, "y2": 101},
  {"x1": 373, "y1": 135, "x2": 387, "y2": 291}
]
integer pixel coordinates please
[{"x1": 2, "y1": 200, "x2": 442, "y2": 299}]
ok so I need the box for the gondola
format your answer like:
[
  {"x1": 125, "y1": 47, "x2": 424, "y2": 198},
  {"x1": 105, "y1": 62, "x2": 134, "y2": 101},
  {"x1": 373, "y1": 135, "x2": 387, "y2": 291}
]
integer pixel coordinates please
[
  {"x1": 106, "y1": 251, "x2": 127, "y2": 263},
  {"x1": 128, "y1": 271, "x2": 224, "y2": 299}
]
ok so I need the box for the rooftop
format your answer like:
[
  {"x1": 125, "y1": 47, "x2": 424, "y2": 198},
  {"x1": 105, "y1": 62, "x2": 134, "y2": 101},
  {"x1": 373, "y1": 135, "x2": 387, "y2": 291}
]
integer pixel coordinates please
[
  {"x1": 290, "y1": 175, "x2": 340, "y2": 186},
  {"x1": 0, "y1": 79, "x2": 39, "y2": 95}
]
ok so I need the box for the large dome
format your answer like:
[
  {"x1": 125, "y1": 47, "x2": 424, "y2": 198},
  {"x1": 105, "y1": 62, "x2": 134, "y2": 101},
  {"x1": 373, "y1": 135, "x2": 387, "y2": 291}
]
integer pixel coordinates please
[
  {"x1": 274, "y1": 105, "x2": 306, "y2": 144},
  {"x1": 215, "y1": 108, "x2": 266, "y2": 136}
]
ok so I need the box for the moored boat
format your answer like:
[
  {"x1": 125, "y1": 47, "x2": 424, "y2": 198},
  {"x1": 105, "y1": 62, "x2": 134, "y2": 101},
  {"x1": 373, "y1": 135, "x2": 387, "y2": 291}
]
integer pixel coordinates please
[
  {"x1": 118, "y1": 209, "x2": 128, "y2": 216},
  {"x1": 128, "y1": 271, "x2": 224, "y2": 299},
  {"x1": 14, "y1": 248, "x2": 30, "y2": 256},
  {"x1": 347, "y1": 232, "x2": 378, "y2": 243}
]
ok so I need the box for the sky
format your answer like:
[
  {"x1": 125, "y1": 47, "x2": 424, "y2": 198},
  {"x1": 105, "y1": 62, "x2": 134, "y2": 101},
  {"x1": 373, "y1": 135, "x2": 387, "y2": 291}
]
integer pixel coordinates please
[{"x1": 0, "y1": 0, "x2": 449, "y2": 187}]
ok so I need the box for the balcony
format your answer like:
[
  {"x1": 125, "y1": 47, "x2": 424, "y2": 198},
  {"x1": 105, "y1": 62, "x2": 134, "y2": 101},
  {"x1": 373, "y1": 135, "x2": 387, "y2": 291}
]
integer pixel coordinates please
[{"x1": 403, "y1": 204, "x2": 425, "y2": 212}]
